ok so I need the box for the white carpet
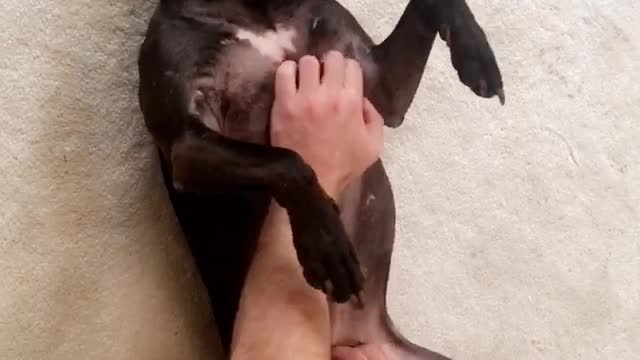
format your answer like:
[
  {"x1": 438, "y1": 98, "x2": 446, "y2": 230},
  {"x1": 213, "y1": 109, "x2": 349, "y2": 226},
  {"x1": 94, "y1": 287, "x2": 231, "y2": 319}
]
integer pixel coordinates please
[{"x1": 1, "y1": 1, "x2": 638, "y2": 359}]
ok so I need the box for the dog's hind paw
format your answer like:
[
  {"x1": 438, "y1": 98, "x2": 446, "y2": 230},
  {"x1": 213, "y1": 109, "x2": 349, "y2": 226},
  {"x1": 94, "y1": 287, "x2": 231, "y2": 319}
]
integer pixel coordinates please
[
  {"x1": 289, "y1": 195, "x2": 365, "y2": 304},
  {"x1": 301, "y1": 224, "x2": 364, "y2": 304},
  {"x1": 440, "y1": 11, "x2": 504, "y2": 105}
]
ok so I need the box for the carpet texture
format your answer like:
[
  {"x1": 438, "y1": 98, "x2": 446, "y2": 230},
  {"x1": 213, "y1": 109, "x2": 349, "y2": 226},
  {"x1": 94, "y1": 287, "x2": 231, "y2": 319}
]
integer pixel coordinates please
[{"x1": 1, "y1": 1, "x2": 638, "y2": 359}]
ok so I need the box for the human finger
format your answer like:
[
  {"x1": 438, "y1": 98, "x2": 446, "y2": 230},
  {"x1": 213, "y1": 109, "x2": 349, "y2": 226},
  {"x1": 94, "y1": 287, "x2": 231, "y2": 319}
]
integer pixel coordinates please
[
  {"x1": 322, "y1": 50, "x2": 346, "y2": 89},
  {"x1": 274, "y1": 60, "x2": 297, "y2": 102},
  {"x1": 344, "y1": 58, "x2": 364, "y2": 98},
  {"x1": 298, "y1": 55, "x2": 321, "y2": 94}
]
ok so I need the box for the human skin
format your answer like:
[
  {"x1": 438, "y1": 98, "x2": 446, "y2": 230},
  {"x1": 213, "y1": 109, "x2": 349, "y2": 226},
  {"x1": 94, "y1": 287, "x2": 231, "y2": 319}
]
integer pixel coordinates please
[{"x1": 230, "y1": 51, "x2": 384, "y2": 360}]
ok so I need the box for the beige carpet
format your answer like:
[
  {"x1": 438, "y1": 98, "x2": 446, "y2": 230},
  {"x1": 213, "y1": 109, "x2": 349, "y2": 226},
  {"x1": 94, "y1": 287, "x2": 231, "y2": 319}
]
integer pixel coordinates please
[{"x1": 1, "y1": 0, "x2": 638, "y2": 359}]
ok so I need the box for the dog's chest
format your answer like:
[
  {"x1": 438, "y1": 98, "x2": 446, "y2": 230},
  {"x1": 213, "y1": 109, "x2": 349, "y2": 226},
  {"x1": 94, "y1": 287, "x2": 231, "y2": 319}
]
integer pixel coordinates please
[
  {"x1": 192, "y1": 24, "x2": 303, "y2": 143},
  {"x1": 218, "y1": 25, "x2": 302, "y2": 99},
  {"x1": 235, "y1": 26, "x2": 298, "y2": 62},
  {"x1": 193, "y1": 12, "x2": 374, "y2": 144}
]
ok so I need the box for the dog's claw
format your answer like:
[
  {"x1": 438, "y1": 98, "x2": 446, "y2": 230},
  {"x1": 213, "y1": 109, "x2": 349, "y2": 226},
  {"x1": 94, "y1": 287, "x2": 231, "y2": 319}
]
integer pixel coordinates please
[
  {"x1": 446, "y1": 10, "x2": 503, "y2": 105},
  {"x1": 324, "y1": 280, "x2": 334, "y2": 296},
  {"x1": 439, "y1": 27, "x2": 452, "y2": 47},
  {"x1": 478, "y1": 80, "x2": 488, "y2": 97},
  {"x1": 497, "y1": 88, "x2": 506, "y2": 105},
  {"x1": 351, "y1": 291, "x2": 365, "y2": 309}
]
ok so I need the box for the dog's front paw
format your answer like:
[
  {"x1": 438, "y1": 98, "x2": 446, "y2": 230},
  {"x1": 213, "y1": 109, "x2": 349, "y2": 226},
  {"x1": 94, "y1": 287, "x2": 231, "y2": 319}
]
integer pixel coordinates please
[
  {"x1": 289, "y1": 198, "x2": 364, "y2": 304},
  {"x1": 441, "y1": 13, "x2": 505, "y2": 104}
]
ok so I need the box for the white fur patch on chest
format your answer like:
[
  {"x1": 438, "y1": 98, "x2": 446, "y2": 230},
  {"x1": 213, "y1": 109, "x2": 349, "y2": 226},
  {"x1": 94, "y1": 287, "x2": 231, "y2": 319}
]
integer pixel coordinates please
[{"x1": 235, "y1": 26, "x2": 297, "y2": 61}]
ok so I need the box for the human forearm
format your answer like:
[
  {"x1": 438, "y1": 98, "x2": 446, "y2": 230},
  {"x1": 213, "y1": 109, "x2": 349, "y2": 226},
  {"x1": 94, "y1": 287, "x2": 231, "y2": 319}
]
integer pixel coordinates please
[
  {"x1": 230, "y1": 202, "x2": 330, "y2": 360},
  {"x1": 231, "y1": 51, "x2": 384, "y2": 360}
]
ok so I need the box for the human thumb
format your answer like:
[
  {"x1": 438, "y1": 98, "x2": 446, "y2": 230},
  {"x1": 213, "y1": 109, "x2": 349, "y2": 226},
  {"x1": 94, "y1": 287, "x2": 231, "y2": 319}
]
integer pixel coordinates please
[
  {"x1": 362, "y1": 98, "x2": 382, "y2": 126},
  {"x1": 362, "y1": 98, "x2": 383, "y2": 147}
]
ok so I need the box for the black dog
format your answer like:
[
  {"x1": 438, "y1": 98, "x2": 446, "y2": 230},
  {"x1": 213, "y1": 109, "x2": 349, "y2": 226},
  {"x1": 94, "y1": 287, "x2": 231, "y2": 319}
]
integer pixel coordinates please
[{"x1": 138, "y1": 0, "x2": 503, "y2": 358}]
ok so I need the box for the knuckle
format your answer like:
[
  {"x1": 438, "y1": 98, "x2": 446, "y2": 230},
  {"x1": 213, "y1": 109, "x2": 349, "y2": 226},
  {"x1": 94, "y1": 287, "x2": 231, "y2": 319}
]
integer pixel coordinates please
[
  {"x1": 313, "y1": 101, "x2": 328, "y2": 117},
  {"x1": 342, "y1": 90, "x2": 361, "y2": 106},
  {"x1": 283, "y1": 101, "x2": 298, "y2": 117},
  {"x1": 305, "y1": 98, "x2": 321, "y2": 117},
  {"x1": 325, "y1": 93, "x2": 339, "y2": 108},
  {"x1": 313, "y1": 91, "x2": 327, "y2": 101}
]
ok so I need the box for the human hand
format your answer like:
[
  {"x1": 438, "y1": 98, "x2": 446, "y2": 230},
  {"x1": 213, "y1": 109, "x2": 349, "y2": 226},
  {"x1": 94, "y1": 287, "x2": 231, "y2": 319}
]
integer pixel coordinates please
[{"x1": 270, "y1": 51, "x2": 384, "y2": 198}]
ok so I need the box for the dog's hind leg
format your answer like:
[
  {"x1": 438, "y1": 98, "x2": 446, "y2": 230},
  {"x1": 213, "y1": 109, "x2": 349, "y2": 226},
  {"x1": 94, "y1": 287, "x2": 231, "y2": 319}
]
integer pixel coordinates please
[
  {"x1": 330, "y1": 162, "x2": 451, "y2": 359},
  {"x1": 369, "y1": 0, "x2": 504, "y2": 128}
]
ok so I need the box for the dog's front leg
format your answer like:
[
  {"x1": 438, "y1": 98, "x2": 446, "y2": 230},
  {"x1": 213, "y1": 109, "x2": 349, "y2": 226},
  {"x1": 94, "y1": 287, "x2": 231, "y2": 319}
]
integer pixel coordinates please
[
  {"x1": 169, "y1": 130, "x2": 364, "y2": 303},
  {"x1": 369, "y1": 0, "x2": 504, "y2": 127}
]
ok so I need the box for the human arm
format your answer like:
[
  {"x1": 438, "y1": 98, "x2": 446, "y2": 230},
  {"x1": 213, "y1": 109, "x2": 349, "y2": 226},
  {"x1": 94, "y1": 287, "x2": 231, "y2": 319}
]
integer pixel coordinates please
[{"x1": 230, "y1": 51, "x2": 383, "y2": 360}]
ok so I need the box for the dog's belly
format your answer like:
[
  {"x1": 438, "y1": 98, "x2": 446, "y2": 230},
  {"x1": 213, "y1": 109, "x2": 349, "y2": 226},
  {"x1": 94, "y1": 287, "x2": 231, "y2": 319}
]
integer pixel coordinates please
[
  {"x1": 172, "y1": 0, "x2": 394, "y2": 351},
  {"x1": 191, "y1": 7, "x2": 377, "y2": 144}
]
